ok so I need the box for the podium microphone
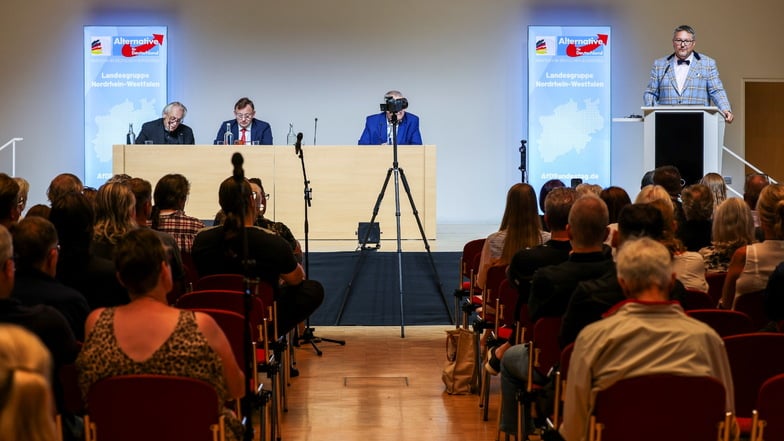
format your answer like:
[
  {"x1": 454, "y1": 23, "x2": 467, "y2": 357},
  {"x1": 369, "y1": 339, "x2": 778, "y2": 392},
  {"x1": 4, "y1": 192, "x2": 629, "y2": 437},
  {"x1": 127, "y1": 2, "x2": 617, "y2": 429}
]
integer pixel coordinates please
[
  {"x1": 232, "y1": 152, "x2": 244, "y2": 183},
  {"x1": 313, "y1": 117, "x2": 318, "y2": 145},
  {"x1": 295, "y1": 132, "x2": 303, "y2": 155}
]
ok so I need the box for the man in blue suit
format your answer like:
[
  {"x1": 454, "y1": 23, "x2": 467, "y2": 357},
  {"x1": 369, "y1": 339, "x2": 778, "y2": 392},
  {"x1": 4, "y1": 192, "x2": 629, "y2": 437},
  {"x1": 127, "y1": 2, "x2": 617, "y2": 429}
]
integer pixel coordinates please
[
  {"x1": 358, "y1": 90, "x2": 423, "y2": 145},
  {"x1": 215, "y1": 97, "x2": 273, "y2": 145},
  {"x1": 643, "y1": 25, "x2": 733, "y2": 123}
]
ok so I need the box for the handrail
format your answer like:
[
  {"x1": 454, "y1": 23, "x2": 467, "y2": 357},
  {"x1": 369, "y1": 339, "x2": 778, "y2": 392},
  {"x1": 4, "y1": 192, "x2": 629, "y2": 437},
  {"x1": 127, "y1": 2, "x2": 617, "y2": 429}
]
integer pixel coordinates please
[
  {"x1": 0, "y1": 138, "x2": 23, "y2": 176},
  {"x1": 722, "y1": 145, "x2": 778, "y2": 198}
]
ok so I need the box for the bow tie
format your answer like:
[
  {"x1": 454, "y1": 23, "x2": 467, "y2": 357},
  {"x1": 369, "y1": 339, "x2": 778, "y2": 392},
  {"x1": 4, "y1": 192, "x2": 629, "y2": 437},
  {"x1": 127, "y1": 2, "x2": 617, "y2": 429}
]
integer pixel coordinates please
[{"x1": 677, "y1": 59, "x2": 690, "y2": 65}]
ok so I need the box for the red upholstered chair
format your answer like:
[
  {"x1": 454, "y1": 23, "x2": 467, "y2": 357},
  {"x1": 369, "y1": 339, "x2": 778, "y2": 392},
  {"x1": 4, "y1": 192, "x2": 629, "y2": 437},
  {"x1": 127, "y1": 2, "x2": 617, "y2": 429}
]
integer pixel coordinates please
[
  {"x1": 751, "y1": 373, "x2": 784, "y2": 441},
  {"x1": 733, "y1": 290, "x2": 769, "y2": 330},
  {"x1": 588, "y1": 375, "x2": 732, "y2": 441},
  {"x1": 455, "y1": 238, "x2": 485, "y2": 327},
  {"x1": 680, "y1": 288, "x2": 715, "y2": 311},
  {"x1": 706, "y1": 271, "x2": 727, "y2": 305},
  {"x1": 686, "y1": 309, "x2": 755, "y2": 337},
  {"x1": 723, "y1": 333, "x2": 784, "y2": 435},
  {"x1": 194, "y1": 274, "x2": 246, "y2": 292},
  {"x1": 84, "y1": 375, "x2": 227, "y2": 441}
]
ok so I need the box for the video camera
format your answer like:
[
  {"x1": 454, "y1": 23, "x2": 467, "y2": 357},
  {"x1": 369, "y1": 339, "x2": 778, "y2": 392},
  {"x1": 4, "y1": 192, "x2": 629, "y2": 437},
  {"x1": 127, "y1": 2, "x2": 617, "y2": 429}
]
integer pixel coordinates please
[{"x1": 380, "y1": 96, "x2": 408, "y2": 113}]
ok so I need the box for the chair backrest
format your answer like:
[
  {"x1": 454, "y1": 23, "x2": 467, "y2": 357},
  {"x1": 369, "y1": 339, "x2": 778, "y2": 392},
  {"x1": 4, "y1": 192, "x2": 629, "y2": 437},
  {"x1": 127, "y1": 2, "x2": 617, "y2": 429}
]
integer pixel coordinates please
[
  {"x1": 482, "y1": 265, "x2": 508, "y2": 321},
  {"x1": 194, "y1": 274, "x2": 246, "y2": 292},
  {"x1": 754, "y1": 372, "x2": 784, "y2": 441},
  {"x1": 706, "y1": 272, "x2": 727, "y2": 305},
  {"x1": 680, "y1": 288, "x2": 715, "y2": 311},
  {"x1": 559, "y1": 342, "x2": 575, "y2": 382},
  {"x1": 497, "y1": 278, "x2": 520, "y2": 329},
  {"x1": 85, "y1": 374, "x2": 224, "y2": 441},
  {"x1": 733, "y1": 290, "x2": 768, "y2": 330},
  {"x1": 176, "y1": 290, "x2": 268, "y2": 340},
  {"x1": 686, "y1": 309, "x2": 755, "y2": 337},
  {"x1": 723, "y1": 332, "x2": 784, "y2": 416},
  {"x1": 460, "y1": 238, "x2": 485, "y2": 281},
  {"x1": 184, "y1": 308, "x2": 248, "y2": 369},
  {"x1": 532, "y1": 316, "x2": 562, "y2": 377},
  {"x1": 591, "y1": 374, "x2": 727, "y2": 441}
]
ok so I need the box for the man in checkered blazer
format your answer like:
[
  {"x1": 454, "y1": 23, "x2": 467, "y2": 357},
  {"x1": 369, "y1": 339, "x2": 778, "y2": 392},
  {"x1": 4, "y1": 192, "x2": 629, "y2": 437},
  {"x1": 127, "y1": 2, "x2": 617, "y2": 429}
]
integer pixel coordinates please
[{"x1": 643, "y1": 25, "x2": 734, "y2": 123}]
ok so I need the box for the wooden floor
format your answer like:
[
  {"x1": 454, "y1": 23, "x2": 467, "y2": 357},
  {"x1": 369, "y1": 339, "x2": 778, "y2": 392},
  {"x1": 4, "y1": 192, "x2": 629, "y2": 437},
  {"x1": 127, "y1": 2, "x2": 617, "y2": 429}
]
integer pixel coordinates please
[{"x1": 268, "y1": 325, "x2": 503, "y2": 441}]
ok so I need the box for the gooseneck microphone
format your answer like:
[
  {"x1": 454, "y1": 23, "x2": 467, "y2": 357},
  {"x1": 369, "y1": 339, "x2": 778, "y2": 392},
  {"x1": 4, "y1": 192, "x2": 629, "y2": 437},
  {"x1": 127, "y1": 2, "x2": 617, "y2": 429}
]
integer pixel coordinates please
[
  {"x1": 295, "y1": 132, "x2": 303, "y2": 155},
  {"x1": 313, "y1": 118, "x2": 318, "y2": 145},
  {"x1": 232, "y1": 152, "x2": 244, "y2": 183}
]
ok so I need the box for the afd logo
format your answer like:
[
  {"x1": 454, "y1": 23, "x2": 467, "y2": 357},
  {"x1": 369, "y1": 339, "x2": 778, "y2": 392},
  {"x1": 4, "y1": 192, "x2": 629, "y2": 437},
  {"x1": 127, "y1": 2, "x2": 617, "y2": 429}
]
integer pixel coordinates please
[
  {"x1": 112, "y1": 34, "x2": 164, "y2": 57},
  {"x1": 557, "y1": 35, "x2": 608, "y2": 57},
  {"x1": 89, "y1": 37, "x2": 112, "y2": 56}
]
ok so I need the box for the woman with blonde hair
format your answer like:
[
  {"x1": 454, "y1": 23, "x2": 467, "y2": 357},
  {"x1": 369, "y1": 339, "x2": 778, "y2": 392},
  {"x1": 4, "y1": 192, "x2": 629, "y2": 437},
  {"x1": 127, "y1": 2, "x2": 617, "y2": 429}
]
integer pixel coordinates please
[
  {"x1": 476, "y1": 183, "x2": 546, "y2": 289},
  {"x1": 721, "y1": 183, "x2": 784, "y2": 309},
  {"x1": 0, "y1": 324, "x2": 57, "y2": 441},
  {"x1": 92, "y1": 181, "x2": 137, "y2": 259},
  {"x1": 634, "y1": 184, "x2": 674, "y2": 207},
  {"x1": 699, "y1": 198, "x2": 756, "y2": 273}
]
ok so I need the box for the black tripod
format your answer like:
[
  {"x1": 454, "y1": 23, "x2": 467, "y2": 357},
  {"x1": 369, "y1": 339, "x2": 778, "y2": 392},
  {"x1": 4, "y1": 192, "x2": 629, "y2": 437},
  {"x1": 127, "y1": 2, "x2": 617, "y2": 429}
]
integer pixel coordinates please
[
  {"x1": 335, "y1": 113, "x2": 453, "y2": 338},
  {"x1": 293, "y1": 133, "x2": 346, "y2": 355}
]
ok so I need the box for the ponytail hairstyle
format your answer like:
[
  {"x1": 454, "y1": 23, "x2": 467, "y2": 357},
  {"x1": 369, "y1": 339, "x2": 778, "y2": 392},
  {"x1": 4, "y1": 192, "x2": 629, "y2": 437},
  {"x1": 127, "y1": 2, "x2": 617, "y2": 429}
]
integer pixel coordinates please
[
  {"x1": 218, "y1": 176, "x2": 252, "y2": 242},
  {"x1": 756, "y1": 184, "x2": 784, "y2": 239}
]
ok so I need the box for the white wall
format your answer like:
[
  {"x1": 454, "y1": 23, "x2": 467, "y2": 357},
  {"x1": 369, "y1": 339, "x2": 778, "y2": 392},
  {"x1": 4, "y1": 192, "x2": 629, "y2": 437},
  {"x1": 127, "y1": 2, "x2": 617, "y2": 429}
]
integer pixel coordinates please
[{"x1": 2, "y1": 0, "x2": 783, "y2": 223}]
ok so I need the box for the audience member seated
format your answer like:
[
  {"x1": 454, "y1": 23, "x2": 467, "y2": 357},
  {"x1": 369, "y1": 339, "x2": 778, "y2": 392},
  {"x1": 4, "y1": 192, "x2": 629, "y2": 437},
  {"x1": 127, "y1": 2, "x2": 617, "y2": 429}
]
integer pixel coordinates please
[
  {"x1": 12, "y1": 176, "x2": 28, "y2": 216},
  {"x1": 649, "y1": 198, "x2": 708, "y2": 293},
  {"x1": 215, "y1": 178, "x2": 302, "y2": 261},
  {"x1": 192, "y1": 176, "x2": 324, "y2": 336},
  {"x1": 0, "y1": 224, "x2": 81, "y2": 440},
  {"x1": 678, "y1": 184, "x2": 714, "y2": 251},
  {"x1": 150, "y1": 174, "x2": 205, "y2": 254},
  {"x1": 46, "y1": 173, "x2": 83, "y2": 206},
  {"x1": 721, "y1": 183, "x2": 784, "y2": 309},
  {"x1": 91, "y1": 182, "x2": 137, "y2": 260},
  {"x1": 0, "y1": 324, "x2": 59, "y2": 441},
  {"x1": 653, "y1": 165, "x2": 686, "y2": 228},
  {"x1": 699, "y1": 198, "x2": 756, "y2": 273},
  {"x1": 49, "y1": 192, "x2": 129, "y2": 309},
  {"x1": 634, "y1": 184, "x2": 672, "y2": 206},
  {"x1": 24, "y1": 204, "x2": 50, "y2": 219},
  {"x1": 599, "y1": 186, "x2": 631, "y2": 256},
  {"x1": 574, "y1": 183, "x2": 602, "y2": 197},
  {"x1": 498, "y1": 194, "x2": 613, "y2": 436},
  {"x1": 559, "y1": 237, "x2": 734, "y2": 441},
  {"x1": 76, "y1": 228, "x2": 245, "y2": 441},
  {"x1": 763, "y1": 261, "x2": 784, "y2": 330},
  {"x1": 537, "y1": 179, "x2": 565, "y2": 232},
  {"x1": 700, "y1": 172, "x2": 727, "y2": 212},
  {"x1": 128, "y1": 178, "x2": 186, "y2": 292},
  {"x1": 744, "y1": 173, "x2": 770, "y2": 231},
  {"x1": 10, "y1": 217, "x2": 89, "y2": 340},
  {"x1": 477, "y1": 183, "x2": 548, "y2": 291},
  {"x1": 0, "y1": 173, "x2": 21, "y2": 229}
]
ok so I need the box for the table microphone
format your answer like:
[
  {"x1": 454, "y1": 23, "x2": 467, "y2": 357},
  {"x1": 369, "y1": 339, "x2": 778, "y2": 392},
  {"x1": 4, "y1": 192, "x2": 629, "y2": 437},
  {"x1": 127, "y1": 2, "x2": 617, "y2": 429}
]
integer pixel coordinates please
[
  {"x1": 313, "y1": 117, "x2": 318, "y2": 145},
  {"x1": 295, "y1": 132, "x2": 303, "y2": 156}
]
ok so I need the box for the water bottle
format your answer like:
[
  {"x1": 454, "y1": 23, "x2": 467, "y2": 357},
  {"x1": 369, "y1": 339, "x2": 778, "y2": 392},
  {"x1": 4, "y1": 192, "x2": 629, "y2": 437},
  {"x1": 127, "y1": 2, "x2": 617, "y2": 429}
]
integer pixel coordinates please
[
  {"x1": 126, "y1": 123, "x2": 135, "y2": 144},
  {"x1": 223, "y1": 122, "x2": 234, "y2": 145},
  {"x1": 287, "y1": 123, "x2": 296, "y2": 145}
]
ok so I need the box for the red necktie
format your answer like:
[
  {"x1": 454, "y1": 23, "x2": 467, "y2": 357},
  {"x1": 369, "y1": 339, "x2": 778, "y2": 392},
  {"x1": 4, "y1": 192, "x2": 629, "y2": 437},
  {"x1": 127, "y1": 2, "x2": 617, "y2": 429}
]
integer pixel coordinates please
[{"x1": 240, "y1": 128, "x2": 247, "y2": 145}]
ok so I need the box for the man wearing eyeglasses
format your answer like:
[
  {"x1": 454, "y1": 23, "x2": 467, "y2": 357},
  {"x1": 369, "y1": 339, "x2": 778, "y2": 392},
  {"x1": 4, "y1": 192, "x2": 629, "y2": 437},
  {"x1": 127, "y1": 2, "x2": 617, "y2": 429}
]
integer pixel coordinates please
[
  {"x1": 643, "y1": 25, "x2": 733, "y2": 123},
  {"x1": 135, "y1": 101, "x2": 196, "y2": 144},
  {"x1": 358, "y1": 90, "x2": 423, "y2": 145},
  {"x1": 215, "y1": 97, "x2": 273, "y2": 145}
]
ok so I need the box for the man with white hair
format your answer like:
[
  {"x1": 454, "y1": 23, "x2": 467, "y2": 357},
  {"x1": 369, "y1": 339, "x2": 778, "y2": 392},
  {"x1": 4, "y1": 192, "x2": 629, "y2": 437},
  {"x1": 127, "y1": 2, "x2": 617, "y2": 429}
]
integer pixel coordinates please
[
  {"x1": 358, "y1": 90, "x2": 423, "y2": 145},
  {"x1": 560, "y1": 237, "x2": 734, "y2": 441}
]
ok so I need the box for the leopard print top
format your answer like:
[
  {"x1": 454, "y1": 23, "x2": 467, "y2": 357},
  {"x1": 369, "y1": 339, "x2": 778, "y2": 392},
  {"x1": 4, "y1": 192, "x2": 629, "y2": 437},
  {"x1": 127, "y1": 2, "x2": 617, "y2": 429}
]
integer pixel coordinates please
[{"x1": 76, "y1": 308, "x2": 242, "y2": 440}]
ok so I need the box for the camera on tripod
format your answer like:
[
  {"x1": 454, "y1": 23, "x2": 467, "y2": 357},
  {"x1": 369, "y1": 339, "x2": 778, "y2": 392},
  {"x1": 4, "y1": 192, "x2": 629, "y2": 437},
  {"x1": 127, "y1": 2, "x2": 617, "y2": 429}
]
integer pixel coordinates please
[{"x1": 380, "y1": 96, "x2": 408, "y2": 113}]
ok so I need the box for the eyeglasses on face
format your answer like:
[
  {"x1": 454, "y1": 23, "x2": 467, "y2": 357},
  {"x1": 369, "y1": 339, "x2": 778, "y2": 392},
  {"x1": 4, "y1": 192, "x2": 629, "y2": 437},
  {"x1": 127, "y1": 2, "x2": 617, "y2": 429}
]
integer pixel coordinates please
[
  {"x1": 673, "y1": 39, "x2": 694, "y2": 45},
  {"x1": 235, "y1": 113, "x2": 254, "y2": 120}
]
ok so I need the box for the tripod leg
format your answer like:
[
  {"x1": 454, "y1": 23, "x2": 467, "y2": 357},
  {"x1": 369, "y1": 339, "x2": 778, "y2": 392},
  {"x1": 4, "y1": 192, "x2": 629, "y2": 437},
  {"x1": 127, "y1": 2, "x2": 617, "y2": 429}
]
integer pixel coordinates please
[
  {"x1": 398, "y1": 167, "x2": 455, "y2": 324},
  {"x1": 334, "y1": 168, "x2": 394, "y2": 325}
]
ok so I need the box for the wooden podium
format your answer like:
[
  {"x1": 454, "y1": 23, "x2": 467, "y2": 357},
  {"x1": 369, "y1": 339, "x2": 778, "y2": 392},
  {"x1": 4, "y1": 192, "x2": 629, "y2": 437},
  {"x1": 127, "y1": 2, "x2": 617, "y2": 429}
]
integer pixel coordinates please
[
  {"x1": 642, "y1": 106, "x2": 725, "y2": 185},
  {"x1": 112, "y1": 145, "x2": 437, "y2": 243}
]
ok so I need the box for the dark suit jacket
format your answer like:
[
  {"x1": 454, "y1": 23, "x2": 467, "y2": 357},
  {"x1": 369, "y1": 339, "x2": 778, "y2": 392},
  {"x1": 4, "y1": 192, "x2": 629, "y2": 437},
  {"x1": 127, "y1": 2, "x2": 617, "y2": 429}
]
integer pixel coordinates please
[
  {"x1": 215, "y1": 118, "x2": 273, "y2": 145},
  {"x1": 134, "y1": 118, "x2": 195, "y2": 144},
  {"x1": 358, "y1": 112, "x2": 422, "y2": 145}
]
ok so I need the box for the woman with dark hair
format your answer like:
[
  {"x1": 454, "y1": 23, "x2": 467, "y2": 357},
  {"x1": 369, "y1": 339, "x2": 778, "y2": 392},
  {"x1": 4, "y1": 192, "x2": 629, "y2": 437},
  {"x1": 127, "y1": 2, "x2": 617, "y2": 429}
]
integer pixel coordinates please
[
  {"x1": 600, "y1": 186, "x2": 631, "y2": 257},
  {"x1": 49, "y1": 192, "x2": 128, "y2": 309},
  {"x1": 191, "y1": 177, "x2": 324, "y2": 337},
  {"x1": 77, "y1": 228, "x2": 245, "y2": 441},
  {"x1": 150, "y1": 174, "x2": 204, "y2": 254}
]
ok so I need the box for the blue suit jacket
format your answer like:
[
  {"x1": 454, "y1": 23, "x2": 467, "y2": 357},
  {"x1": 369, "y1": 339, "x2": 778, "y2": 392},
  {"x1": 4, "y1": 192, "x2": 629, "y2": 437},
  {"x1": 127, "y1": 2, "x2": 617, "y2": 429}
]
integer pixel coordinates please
[
  {"x1": 358, "y1": 112, "x2": 422, "y2": 145},
  {"x1": 215, "y1": 118, "x2": 273, "y2": 145},
  {"x1": 643, "y1": 52, "x2": 731, "y2": 112}
]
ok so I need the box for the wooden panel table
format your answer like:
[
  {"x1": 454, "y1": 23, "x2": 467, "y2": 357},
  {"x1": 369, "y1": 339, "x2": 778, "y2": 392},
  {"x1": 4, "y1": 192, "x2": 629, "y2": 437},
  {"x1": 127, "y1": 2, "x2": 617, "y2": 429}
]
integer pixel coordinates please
[{"x1": 113, "y1": 145, "x2": 437, "y2": 243}]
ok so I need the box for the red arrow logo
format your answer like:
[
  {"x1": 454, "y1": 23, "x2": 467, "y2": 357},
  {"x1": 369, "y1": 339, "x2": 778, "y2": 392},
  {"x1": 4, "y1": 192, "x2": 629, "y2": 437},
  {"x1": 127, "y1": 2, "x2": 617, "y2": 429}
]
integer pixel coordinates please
[
  {"x1": 565, "y1": 34, "x2": 608, "y2": 57},
  {"x1": 121, "y1": 34, "x2": 164, "y2": 57}
]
